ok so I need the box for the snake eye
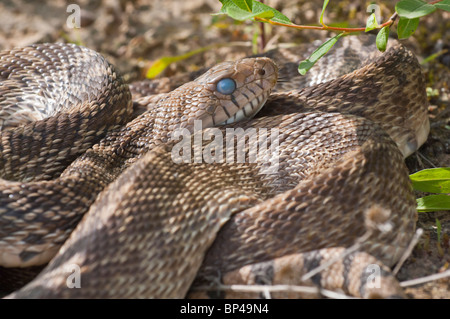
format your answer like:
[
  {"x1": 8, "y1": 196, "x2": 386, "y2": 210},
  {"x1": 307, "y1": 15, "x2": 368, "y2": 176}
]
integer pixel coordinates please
[{"x1": 216, "y1": 78, "x2": 236, "y2": 95}]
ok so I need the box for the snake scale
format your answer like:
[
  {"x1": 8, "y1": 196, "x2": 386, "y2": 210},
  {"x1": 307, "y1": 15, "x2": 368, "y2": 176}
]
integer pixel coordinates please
[{"x1": 0, "y1": 35, "x2": 429, "y2": 298}]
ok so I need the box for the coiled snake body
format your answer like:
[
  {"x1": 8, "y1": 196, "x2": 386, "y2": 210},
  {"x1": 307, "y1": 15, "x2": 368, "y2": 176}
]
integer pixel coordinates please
[{"x1": 0, "y1": 35, "x2": 429, "y2": 298}]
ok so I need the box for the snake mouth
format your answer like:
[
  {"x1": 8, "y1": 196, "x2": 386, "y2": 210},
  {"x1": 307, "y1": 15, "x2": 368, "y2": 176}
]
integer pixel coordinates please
[{"x1": 218, "y1": 91, "x2": 270, "y2": 125}]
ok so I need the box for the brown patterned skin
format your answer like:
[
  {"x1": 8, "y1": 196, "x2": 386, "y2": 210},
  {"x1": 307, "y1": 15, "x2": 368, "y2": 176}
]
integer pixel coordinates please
[
  {"x1": 0, "y1": 43, "x2": 133, "y2": 182},
  {"x1": 0, "y1": 48, "x2": 277, "y2": 270},
  {"x1": 1, "y1": 35, "x2": 429, "y2": 298}
]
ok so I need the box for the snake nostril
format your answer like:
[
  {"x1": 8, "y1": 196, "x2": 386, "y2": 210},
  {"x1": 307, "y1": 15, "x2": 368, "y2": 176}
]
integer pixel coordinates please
[{"x1": 258, "y1": 69, "x2": 266, "y2": 76}]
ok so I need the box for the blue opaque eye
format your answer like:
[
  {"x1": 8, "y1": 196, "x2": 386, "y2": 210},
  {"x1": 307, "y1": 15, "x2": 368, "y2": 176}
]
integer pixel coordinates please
[{"x1": 216, "y1": 78, "x2": 236, "y2": 95}]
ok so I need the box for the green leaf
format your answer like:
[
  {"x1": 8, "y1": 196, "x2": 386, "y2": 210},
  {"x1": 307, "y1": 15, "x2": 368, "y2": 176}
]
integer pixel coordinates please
[
  {"x1": 397, "y1": 17, "x2": 419, "y2": 39},
  {"x1": 436, "y1": 218, "x2": 442, "y2": 243},
  {"x1": 320, "y1": 0, "x2": 330, "y2": 25},
  {"x1": 240, "y1": 0, "x2": 252, "y2": 10},
  {"x1": 146, "y1": 46, "x2": 212, "y2": 79},
  {"x1": 252, "y1": 0, "x2": 292, "y2": 24},
  {"x1": 218, "y1": 0, "x2": 251, "y2": 12},
  {"x1": 216, "y1": 0, "x2": 262, "y2": 21},
  {"x1": 298, "y1": 33, "x2": 344, "y2": 75},
  {"x1": 421, "y1": 49, "x2": 448, "y2": 65},
  {"x1": 434, "y1": 0, "x2": 450, "y2": 12},
  {"x1": 416, "y1": 194, "x2": 450, "y2": 212},
  {"x1": 395, "y1": 0, "x2": 436, "y2": 19},
  {"x1": 410, "y1": 167, "x2": 450, "y2": 194},
  {"x1": 216, "y1": 0, "x2": 292, "y2": 24},
  {"x1": 376, "y1": 26, "x2": 390, "y2": 52},
  {"x1": 365, "y1": 13, "x2": 379, "y2": 31},
  {"x1": 146, "y1": 57, "x2": 177, "y2": 79}
]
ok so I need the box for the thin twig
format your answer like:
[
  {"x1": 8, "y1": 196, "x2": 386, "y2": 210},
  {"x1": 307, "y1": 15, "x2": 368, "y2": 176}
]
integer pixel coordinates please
[
  {"x1": 192, "y1": 283, "x2": 320, "y2": 295},
  {"x1": 400, "y1": 269, "x2": 450, "y2": 287},
  {"x1": 301, "y1": 231, "x2": 372, "y2": 281},
  {"x1": 393, "y1": 228, "x2": 424, "y2": 275},
  {"x1": 192, "y1": 283, "x2": 358, "y2": 299},
  {"x1": 417, "y1": 152, "x2": 437, "y2": 168},
  {"x1": 262, "y1": 288, "x2": 271, "y2": 299},
  {"x1": 320, "y1": 289, "x2": 359, "y2": 299}
]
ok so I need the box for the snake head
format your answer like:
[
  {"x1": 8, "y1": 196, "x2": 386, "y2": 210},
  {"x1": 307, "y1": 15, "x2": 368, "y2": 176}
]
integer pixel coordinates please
[
  {"x1": 155, "y1": 57, "x2": 278, "y2": 137},
  {"x1": 197, "y1": 57, "x2": 278, "y2": 127}
]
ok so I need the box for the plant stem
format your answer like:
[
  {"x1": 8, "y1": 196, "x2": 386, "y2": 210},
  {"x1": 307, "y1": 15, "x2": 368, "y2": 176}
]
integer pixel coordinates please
[
  {"x1": 259, "y1": 0, "x2": 266, "y2": 52},
  {"x1": 254, "y1": 0, "x2": 443, "y2": 33}
]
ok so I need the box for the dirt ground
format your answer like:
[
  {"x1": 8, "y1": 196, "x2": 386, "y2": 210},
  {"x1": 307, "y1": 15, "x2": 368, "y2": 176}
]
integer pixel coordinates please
[{"x1": 0, "y1": 0, "x2": 448, "y2": 298}]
